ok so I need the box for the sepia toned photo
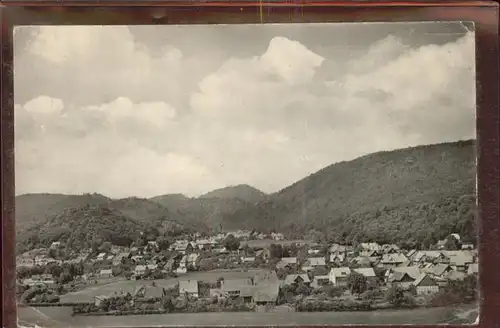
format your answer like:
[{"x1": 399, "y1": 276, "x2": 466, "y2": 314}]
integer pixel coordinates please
[{"x1": 13, "y1": 22, "x2": 477, "y2": 327}]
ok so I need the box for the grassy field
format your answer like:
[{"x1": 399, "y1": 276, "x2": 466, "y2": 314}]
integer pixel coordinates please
[
  {"x1": 17, "y1": 304, "x2": 477, "y2": 327},
  {"x1": 60, "y1": 269, "x2": 265, "y2": 303}
]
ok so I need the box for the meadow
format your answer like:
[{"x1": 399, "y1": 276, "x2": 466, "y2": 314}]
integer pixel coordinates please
[
  {"x1": 59, "y1": 268, "x2": 265, "y2": 303},
  {"x1": 18, "y1": 304, "x2": 476, "y2": 328}
]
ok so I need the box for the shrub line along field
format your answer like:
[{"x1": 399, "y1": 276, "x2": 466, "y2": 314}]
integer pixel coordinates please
[{"x1": 59, "y1": 269, "x2": 265, "y2": 303}]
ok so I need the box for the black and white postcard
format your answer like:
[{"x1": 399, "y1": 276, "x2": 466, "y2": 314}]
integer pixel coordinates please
[{"x1": 14, "y1": 22, "x2": 477, "y2": 327}]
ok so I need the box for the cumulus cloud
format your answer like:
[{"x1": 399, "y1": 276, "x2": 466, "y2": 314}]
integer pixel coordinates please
[{"x1": 14, "y1": 24, "x2": 476, "y2": 197}]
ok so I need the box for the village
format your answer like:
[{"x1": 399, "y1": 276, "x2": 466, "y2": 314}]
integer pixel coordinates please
[{"x1": 16, "y1": 230, "x2": 478, "y2": 316}]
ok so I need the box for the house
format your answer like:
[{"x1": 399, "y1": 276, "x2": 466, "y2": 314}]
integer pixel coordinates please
[
  {"x1": 329, "y1": 267, "x2": 351, "y2": 287},
  {"x1": 106, "y1": 255, "x2": 114, "y2": 261},
  {"x1": 413, "y1": 273, "x2": 439, "y2": 295},
  {"x1": 380, "y1": 253, "x2": 408, "y2": 268},
  {"x1": 385, "y1": 266, "x2": 421, "y2": 287},
  {"x1": 353, "y1": 268, "x2": 377, "y2": 285},
  {"x1": 359, "y1": 250, "x2": 379, "y2": 258},
  {"x1": 388, "y1": 271, "x2": 416, "y2": 289},
  {"x1": 179, "y1": 280, "x2": 199, "y2": 298},
  {"x1": 112, "y1": 252, "x2": 131, "y2": 266},
  {"x1": 176, "y1": 256, "x2": 187, "y2": 274},
  {"x1": 241, "y1": 257, "x2": 256, "y2": 263},
  {"x1": 430, "y1": 264, "x2": 454, "y2": 279},
  {"x1": 253, "y1": 270, "x2": 279, "y2": 285},
  {"x1": 461, "y1": 243, "x2": 474, "y2": 250},
  {"x1": 99, "y1": 269, "x2": 113, "y2": 279},
  {"x1": 406, "y1": 249, "x2": 417, "y2": 258},
  {"x1": 350, "y1": 256, "x2": 372, "y2": 268},
  {"x1": 301, "y1": 257, "x2": 326, "y2": 272},
  {"x1": 134, "y1": 285, "x2": 166, "y2": 304},
  {"x1": 359, "y1": 243, "x2": 381, "y2": 252},
  {"x1": 284, "y1": 274, "x2": 311, "y2": 286},
  {"x1": 444, "y1": 270, "x2": 466, "y2": 282},
  {"x1": 329, "y1": 253, "x2": 345, "y2": 266},
  {"x1": 163, "y1": 258, "x2": 176, "y2": 272},
  {"x1": 187, "y1": 253, "x2": 200, "y2": 268},
  {"x1": 381, "y1": 244, "x2": 400, "y2": 254},
  {"x1": 50, "y1": 242, "x2": 61, "y2": 249},
  {"x1": 276, "y1": 257, "x2": 298, "y2": 270},
  {"x1": 329, "y1": 244, "x2": 347, "y2": 255},
  {"x1": 147, "y1": 241, "x2": 159, "y2": 251},
  {"x1": 444, "y1": 251, "x2": 474, "y2": 271},
  {"x1": 134, "y1": 265, "x2": 147, "y2": 276},
  {"x1": 17, "y1": 258, "x2": 35, "y2": 268},
  {"x1": 307, "y1": 245, "x2": 322, "y2": 255},
  {"x1": 271, "y1": 232, "x2": 285, "y2": 241},
  {"x1": 311, "y1": 275, "x2": 330, "y2": 289},
  {"x1": 467, "y1": 263, "x2": 479, "y2": 276},
  {"x1": 172, "y1": 240, "x2": 193, "y2": 254},
  {"x1": 34, "y1": 256, "x2": 51, "y2": 266},
  {"x1": 96, "y1": 253, "x2": 107, "y2": 261},
  {"x1": 221, "y1": 278, "x2": 254, "y2": 298}
]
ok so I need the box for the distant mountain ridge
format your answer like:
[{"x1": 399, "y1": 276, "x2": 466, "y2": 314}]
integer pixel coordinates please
[
  {"x1": 222, "y1": 139, "x2": 476, "y2": 246},
  {"x1": 16, "y1": 139, "x2": 476, "y2": 249}
]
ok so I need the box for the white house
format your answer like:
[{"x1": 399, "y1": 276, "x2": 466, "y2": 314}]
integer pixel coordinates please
[{"x1": 329, "y1": 267, "x2": 351, "y2": 287}]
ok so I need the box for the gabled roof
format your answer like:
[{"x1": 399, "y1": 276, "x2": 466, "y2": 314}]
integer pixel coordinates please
[
  {"x1": 329, "y1": 253, "x2": 345, "y2": 262},
  {"x1": 304, "y1": 257, "x2": 326, "y2": 266},
  {"x1": 381, "y1": 253, "x2": 408, "y2": 264},
  {"x1": 221, "y1": 278, "x2": 253, "y2": 292},
  {"x1": 353, "y1": 267, "x2": 376, "y2": 277},
  {"x1": 254, "y1": 270, "x2": 278, "y2": 284},
  {"x1": 284, "y1": 274, "x2": 310, "y2": 285},
  {"x1": 328, "y1": 244, "x2": 347, "y2": 253},
  {"x1": 413, "y1": 273, "x2": 437, "y2": 287},
  {"x1": 444, "y1": 270, "x2": 466, "y2": 281},
  {"x1": 388, "y1": 271, "x2": 415, "y2": 283},
  {"x1": 386, "y1": 266, "x2": 421, "y2": 280},
  {"x1": 432, "y1": 264, "x2": 452, "y2": 277},
  {"x1": 100, "y1": 269, "x2": 113, "y2": 275}
]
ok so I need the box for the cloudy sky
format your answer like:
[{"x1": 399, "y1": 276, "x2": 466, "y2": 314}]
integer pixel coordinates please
[{"x1": 13, "y1": 22, "x2": 476, "y2": 198}]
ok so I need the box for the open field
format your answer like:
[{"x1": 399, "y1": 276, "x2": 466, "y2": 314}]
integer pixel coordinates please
[
  {"x1": 60, "y1": 269, "x2": 265, "y2": 303},
  {"x1": 17, "y1": 304, "x2": 477, "y2": 327}
]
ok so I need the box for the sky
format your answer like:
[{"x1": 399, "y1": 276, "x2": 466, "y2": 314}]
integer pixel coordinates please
[{"x1": 13, "y1": 22, "x2": 476, "y2": 198}]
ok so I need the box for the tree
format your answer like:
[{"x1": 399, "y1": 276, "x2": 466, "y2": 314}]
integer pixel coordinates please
[
  {"x1": 347, "y1": 271, "x2": 367, "y2": 297},
  {"x1": 97, "y1": 241, "x2": 111, "y2": 254},
  {"x1": 156, "y1": 236, "x2": 171, "y2": 251},
  {"x1": 444, "y1": 235, "x2": 460, "y2": 250},
  {"x1": 270, "y1": 244, "x2": 283, "y2": 259},
  {"x1": 223, "y1": 234, "x2": 240, "y2": 251}
]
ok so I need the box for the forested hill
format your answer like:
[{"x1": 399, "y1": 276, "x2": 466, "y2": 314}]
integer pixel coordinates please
[
  {"x1": 222, "y1": 139, "x2": 477, "y2": 248},
  {"x1": 198, "y1": 184, "x2": 269, "y2": 204},
  {"x1": 15, "y1": 139, "x2": 476, "y2": 250}
]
